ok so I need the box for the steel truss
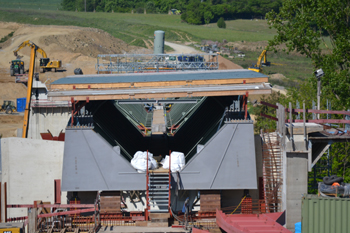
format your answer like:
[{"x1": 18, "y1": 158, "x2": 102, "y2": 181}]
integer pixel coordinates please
[{"x1": 96, "y1": 53, "x2": 219, "y2": 73}]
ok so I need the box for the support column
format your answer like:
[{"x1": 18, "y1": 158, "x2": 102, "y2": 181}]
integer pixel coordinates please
[{"x1": 286, "y1": 152, "x2": 308, "y2": 231}]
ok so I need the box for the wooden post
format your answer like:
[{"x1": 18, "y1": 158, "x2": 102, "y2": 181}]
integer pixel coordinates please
[
  {"x1": 4, "y1": 182, "x2": 7, "y2": 222},
  {"x1": 28, "y1": 208, "x2": 38, "y2": 233}
]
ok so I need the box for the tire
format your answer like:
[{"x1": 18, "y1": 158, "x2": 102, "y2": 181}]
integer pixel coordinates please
[
  {"x1": 74, "y1": 68, "x2": 83, "y2": 75},
  {"x1": 20, "y1": 69, "x2": 24, "y2": 74},
  {"x1": 40, "y1": 68, "x2": 44, "y2": 73},
  {"x1": 5, "y1": 108, "x2": 11, "y2": 114},
  {"x1": 323, "y1": 176, "x2": 344, "y2": 185},
  {"x1": 10, "y1": 69, "x2": 14, "y2": 76},
  {"x1": 51, "y1": 68, "x2": 55, "y2": 72}
]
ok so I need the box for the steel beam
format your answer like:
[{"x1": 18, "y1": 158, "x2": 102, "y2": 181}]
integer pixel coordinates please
[{"x1": 117, "y1": 99, "x2": 198, "y2": 104}]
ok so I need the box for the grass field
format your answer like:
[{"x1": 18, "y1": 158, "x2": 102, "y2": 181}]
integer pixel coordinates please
[
  {"x1": 230, "y1": 50, "x2": 314, "y2": 86},
  {"x1": 0, "y1": 8, "x2": 277, "y2": 44},
  {"x1": 0, "y1": 8, "x2": 316, "y2": 86}
]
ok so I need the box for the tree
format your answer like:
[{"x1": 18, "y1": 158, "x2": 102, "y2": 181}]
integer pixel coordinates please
[
  {"x1": 266, "y1": 0, "x2": 350, "y2": 110},
  {"x1": 204, "y1": 11, "x2": 214, "y2": 24},
  {"x1": 217, "y1": 17, "x2": 226, "y2": 28}
]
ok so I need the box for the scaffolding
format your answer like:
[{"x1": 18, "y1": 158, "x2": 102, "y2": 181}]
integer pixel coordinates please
[{"x1": 96, "y1": 53, "x2": 219, "y2": 73}]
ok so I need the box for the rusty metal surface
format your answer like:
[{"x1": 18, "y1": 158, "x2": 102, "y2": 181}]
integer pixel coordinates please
[{"x1": 216, "y1": 210, "x2": 291, "y2": 233}]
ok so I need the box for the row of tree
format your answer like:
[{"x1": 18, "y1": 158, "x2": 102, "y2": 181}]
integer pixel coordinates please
[{"x1": 61, "y1": 0, "x2": 282, "y2": 24}]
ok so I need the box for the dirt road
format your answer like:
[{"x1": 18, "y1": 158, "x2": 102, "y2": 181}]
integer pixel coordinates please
[{"x1": 165, "y1": 41, "x2": 198, "y2": 54}]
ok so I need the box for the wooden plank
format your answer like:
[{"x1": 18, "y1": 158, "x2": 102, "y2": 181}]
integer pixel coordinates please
[
  {"x1": 50, "y1": 77, "x2": 268, "y2": 90},
  {"x1": 50, "y1": 89, "x2": 272, "y2": 101}
]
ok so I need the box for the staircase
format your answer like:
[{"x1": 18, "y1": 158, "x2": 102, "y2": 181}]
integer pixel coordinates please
[{"x1": 147, "y1": 172, "x2": 170, "y2": 213}]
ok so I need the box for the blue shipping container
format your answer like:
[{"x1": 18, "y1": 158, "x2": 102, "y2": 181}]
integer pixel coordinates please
[{"x1": 16, "y1": 98, "x2": 26, "y2": 112}]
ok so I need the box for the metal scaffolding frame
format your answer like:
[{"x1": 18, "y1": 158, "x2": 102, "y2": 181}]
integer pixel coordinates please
[{"x1": 96, "y1": 53, "x2": 219, "y2": 73}]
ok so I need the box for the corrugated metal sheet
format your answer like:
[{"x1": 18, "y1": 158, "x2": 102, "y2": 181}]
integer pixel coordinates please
[
  {"x1": 52, "y1": 69, "x2": 268, "y2": 85},
  {"x1": 302, "y1": 194, "x2": 350, "y2": 233},
  {"x1": 113, "y1": 102, "x2": 152, "y2": 127},
  {"x1": 166, "y1": 97, "x2": 204, "y2": 128}
]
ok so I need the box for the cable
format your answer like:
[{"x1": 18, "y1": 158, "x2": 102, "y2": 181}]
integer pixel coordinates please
[{"x1": 230, "y1": 196, "x2": 246, "y2": 215}]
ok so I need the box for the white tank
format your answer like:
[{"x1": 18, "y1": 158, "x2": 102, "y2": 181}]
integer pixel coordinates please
[{"x1": 154, "y1": 30, "x2": 165, "y2": 54}]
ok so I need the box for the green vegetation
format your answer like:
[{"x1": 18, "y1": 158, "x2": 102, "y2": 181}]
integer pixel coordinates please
[
  {"x1": 60, "y1": 0, "x2": 282, "y2": 25},
  {"x1": 267, "y1": 0, "x2": 350, "y2": 110},
  {"x1": 0, "y1": 31, "x2": 14, "y2": 43},
  {"x1": 130, "y1": 38, "x2": 146, "y2": 48},
  {"x1": 231, "y1": 50, "x2": 314, "y2": 87},
  {"x1": 251, "y1": 0, "x2": 350, "y2": 191},
  {"x1": 217, "y1": 17, "x2": 226, "y2": 29},
  {"x1": 0, "y1": 9, "x2": 277, "y2": 44},
  {"x1": 0, "y1": 0, "x2": 62, "y2": 10}
]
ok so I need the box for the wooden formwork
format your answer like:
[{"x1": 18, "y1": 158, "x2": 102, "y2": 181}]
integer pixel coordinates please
[
  {"x1": 199, "y1": 191, "x2": 221, "y2": 213},
  {"x1": 100, "y1": 191, "x2": 121, "y2": 213}
]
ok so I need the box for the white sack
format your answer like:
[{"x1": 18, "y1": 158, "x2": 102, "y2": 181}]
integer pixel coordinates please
[
  {"x1": 131, "y1": 151, "x2": 157, "y2": 172},
  {"x1": 162, "y1": 151, "x2": 185, "y2": 172}
]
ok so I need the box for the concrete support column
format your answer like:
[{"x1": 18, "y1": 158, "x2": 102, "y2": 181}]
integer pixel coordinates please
[{"x1": 286, "y1": 152, "x2": 308, "y2": 230}]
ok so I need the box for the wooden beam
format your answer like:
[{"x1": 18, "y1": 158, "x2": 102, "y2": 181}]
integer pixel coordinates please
[
  {"x1": 50, "y1": 89, "x2": 272, "y2": 101},
  {"x1": 50, "y1": 77, "x2": 269, "y2": 90},
  {"x1": 28, "y1": 208, "x2": 38, "y2": 233},
  {"x1": 38, "y1": 208, "x2": 95, "y2": 218}
]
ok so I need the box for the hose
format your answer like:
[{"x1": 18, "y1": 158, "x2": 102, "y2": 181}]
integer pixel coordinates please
[{"x1": 230, "y1": 196, "x2": 246, "y2": 215}]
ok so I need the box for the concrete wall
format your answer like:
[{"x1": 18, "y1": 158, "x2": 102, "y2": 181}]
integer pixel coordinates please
[
  {"x1": 1, "y1": 138, "x2": 67, "y2": 221},
  {"x1": 28, "y1": 107, "x2": 71, "y2": 139},
  {"x1": 286, "y1": 152, "x2": 308, "y2": 231}
]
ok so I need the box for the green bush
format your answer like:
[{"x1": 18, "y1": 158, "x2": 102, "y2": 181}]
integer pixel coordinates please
[{"x1": 217, "y1": 17, "x2": 226, "y2": 28}]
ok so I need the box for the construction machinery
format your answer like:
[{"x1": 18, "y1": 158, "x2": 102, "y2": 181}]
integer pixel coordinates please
[
  {"x1": 248, "y1": 49, "x2": 270, "y2": 73},
  {"x1": 13, "y1": 40, "x2": 62, "y2": 73},
  {"x1": 1, "y1": 100, "x2": 16, "y2": 114},
  {"x1": 10, "y1": 59, "x2": 25, "y2": 76},
  {"x1": 20, "y1": 41, "x2": 39, "y2": 138}
]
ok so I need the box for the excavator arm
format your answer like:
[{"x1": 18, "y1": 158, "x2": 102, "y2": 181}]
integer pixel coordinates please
[
  {"x1": 22, "y1": 42, "x2": 39, "y2": 138},
  {"x1": 36, "y1": 47, "x2": 47, "y2": 58},
  {"x1": 13, "y1": 40, "x2": 47, "y2": 58},
  {"x1": 256, "y1": 50, "x2": 267, "y2": 67},
  {"x1": 248, "y1": 50, "x2": 269, "y2": 73}
]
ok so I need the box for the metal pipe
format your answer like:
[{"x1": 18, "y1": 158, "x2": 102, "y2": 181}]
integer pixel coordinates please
[
  {"x1": 303, "y1": 102, "x2": 307, "y2": 151},
  {"x1": 146, "y1": 150, "x2": 149, "y2": 220},
  {"x1": 168, "y1": 150, "x2": 172, "y2": 214},
  {"x1": 289, "y1": 102, "x2": 294, "y2": 151}
]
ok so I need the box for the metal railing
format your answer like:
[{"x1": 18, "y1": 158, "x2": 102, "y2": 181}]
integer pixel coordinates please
[{"x1": 96, "y1": 53, "x2": 219, "y2": 73}]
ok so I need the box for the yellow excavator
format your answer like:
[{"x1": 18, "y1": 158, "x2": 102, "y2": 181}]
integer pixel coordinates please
[
  {"x1": 13, "y1": 40, "x2": 62, "y2": 73},
  {"x1": 248, "y1": 50, "x2": 270, "y2": 73}
]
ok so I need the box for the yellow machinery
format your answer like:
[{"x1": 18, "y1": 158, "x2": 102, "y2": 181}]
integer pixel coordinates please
[
  {"x1": 0, "y1": 222, "x2": 24, "y2": 233},
  {"x1": 21, "y1": 41, "x2": 38, "y2": 138},
  {"x1": 248, "y1": 50, "x2": 270, "y2": 73},
  {"x1": 13, "y1": 40, "x2": 62, "y2": 73}
]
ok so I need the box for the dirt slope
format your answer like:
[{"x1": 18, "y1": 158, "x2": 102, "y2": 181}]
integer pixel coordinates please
[
  {"x1": 0, "y1": 23, "x2": 142, "y2": 82},
  {"x1": 218, "y1": 55, "x2": 243, "y2": 69},
  {"x1": 0, "y1": 22, "x2": 145, "y2": 137}
]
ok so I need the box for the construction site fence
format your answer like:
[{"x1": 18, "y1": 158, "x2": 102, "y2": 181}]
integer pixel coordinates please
[{"x1": 37, "y1": 216, "x2": 95, "y2": 233}]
